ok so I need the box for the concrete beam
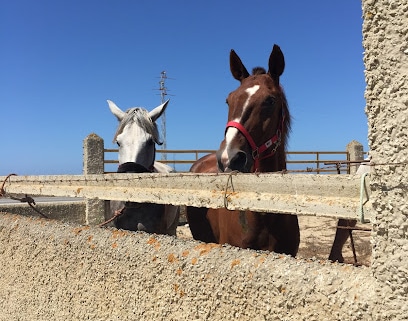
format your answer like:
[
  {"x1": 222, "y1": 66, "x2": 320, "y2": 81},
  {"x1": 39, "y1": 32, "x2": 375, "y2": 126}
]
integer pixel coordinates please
[{"x1": 0, "y1": 173, "x2": 372, "y2": 222}]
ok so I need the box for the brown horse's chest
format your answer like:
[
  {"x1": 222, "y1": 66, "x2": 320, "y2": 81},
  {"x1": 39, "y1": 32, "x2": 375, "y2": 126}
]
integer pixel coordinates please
[{"x1": 207, "y1": 209, "x2": 277, "y2": 251}]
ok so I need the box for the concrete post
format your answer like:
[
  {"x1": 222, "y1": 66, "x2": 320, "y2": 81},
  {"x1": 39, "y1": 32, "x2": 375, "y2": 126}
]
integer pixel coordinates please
[
  {"x1": 83, "y1": 133, "x2": 106, "y2": 225},
  {"x1": 346, "y1": 140, "x2": 364, "y2": 174},
  {"x1": 362, "y1": 0, "x2": 408, "y2": 319}
]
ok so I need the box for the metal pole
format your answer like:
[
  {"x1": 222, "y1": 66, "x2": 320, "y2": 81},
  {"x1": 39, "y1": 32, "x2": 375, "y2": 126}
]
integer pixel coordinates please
[{"x1": 159, "y1": 71, "x2": 167, "y2": 161}]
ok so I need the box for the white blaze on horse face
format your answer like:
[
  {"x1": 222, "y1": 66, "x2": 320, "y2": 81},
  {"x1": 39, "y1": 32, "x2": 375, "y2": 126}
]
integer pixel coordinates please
[{"x1": 221, "y1": 85, "x2": 260, "y2": 165}]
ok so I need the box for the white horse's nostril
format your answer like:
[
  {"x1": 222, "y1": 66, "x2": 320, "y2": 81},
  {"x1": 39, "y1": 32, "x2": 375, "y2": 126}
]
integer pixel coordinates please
[{"x1": 137, "y1": 223, "x2": 147, "y2": 231}]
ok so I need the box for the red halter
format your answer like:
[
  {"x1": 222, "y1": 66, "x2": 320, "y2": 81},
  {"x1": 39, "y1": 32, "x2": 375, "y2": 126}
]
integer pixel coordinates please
[{"x1": 225, "y1": 111, "x2": 284, "y2": 171}]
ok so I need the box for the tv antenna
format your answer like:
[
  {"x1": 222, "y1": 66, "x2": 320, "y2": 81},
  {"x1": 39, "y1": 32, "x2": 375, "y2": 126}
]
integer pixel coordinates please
[{"x1": 156, "y1": 71, "x2": 174, "y2": 161}]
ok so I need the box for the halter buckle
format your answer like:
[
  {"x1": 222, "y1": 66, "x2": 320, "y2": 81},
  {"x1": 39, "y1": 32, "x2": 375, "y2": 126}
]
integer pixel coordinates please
[
  {"x1": 252, "y1": 148, "x2": 260, "y2": 160},
  {"x1": 271, "y1": 130, "x2": 282, "y2": 153}
]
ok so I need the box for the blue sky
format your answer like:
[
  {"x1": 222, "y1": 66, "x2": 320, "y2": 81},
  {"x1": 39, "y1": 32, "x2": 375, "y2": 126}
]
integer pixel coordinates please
[{"x1": 1, "y1": 1, "x2": 367, "y2": 175}]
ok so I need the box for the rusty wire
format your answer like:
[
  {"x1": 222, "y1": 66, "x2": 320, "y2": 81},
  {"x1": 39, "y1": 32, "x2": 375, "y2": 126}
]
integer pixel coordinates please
[
  {"x1": 97, "y1": 207, "x2": 125, "y2": 228},
  {"x1": 1, "y1": 173, "x2": 49, "y2": 219},
  {"x1": 0, "y1": 173, "x2": 17, "y2": 196},
  {"x1": 223, "y1": 170, "x2": 239, "y2": 209},
  {"x1": 277, "y1": 159, "x2": 408, "y2": 175}
]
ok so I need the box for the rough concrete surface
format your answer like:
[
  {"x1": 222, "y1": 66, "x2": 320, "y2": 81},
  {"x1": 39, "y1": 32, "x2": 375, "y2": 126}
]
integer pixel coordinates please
[
  {"x1": 0, "y1": 213, "x2": 374, "y2": 321},
  {"x1": 362, "y1": 0, "x2": 408, "y2": 319}
]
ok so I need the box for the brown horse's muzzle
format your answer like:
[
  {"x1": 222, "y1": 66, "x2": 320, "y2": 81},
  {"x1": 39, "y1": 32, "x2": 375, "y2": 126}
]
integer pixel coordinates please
[{"x1": 216, "y1": 148, "x2": 252, "y2": 173}]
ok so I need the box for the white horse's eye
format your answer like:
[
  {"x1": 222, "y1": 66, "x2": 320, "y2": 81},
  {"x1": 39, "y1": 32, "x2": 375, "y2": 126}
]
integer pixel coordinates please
[{"x1": 116, "y1": 141, "x2": 121, "y2": 147}]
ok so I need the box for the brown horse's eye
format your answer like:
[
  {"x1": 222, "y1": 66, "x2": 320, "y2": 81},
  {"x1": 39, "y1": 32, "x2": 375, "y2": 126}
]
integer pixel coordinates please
[
  {"x1": 265, "y1": 96, "x2": 276, "y2": 106},
  {"x1": 260, "y1": 96, "x2": 276, "y2": 117}
]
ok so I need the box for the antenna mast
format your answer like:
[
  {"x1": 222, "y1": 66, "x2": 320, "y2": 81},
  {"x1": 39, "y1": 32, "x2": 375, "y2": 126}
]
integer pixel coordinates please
[{"x1": 159, "y1": 71, "x2": 168, "y2": 161}]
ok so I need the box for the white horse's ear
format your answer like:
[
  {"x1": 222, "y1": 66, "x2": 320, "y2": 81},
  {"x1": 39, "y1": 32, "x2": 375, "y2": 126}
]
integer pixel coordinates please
[
  {"x1": 149, "y1": 99, "x2": 169, "y2": 122},
  {"x1": 107, "y1": 100, "x2": 126, "y2": 121}
]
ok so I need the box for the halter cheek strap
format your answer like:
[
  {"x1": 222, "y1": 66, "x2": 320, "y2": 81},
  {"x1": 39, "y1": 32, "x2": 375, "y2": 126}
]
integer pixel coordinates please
[{"x1": 225, "y1": 111, "x2": 284, "y2": 171}]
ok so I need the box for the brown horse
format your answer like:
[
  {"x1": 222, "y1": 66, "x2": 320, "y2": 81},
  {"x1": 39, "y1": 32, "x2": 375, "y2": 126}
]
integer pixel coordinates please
[
  {"x1": 328, "y1": 159, "x2": 371, "y2": 263},
  {"x1": 187, "y1": 45, "x2": 300, "y2": 256}
]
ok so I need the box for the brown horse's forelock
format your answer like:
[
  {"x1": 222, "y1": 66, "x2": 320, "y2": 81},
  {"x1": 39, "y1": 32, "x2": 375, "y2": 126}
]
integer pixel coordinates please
[
  {"x1": 252, "y1": 67, "x2": 266, "y2": 75},
  {"x1": 113, "y1": 107, "x2": 161, "y2": 144}
]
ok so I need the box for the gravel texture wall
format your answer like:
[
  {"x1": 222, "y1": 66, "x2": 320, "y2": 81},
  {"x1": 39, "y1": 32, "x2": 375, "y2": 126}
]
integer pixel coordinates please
[
  {"x1": 362, "y1": 1, "x2": 408, "y2": 320},
  {"x1": 0, "y1": 213, "x2": 374, "y2": 321}
]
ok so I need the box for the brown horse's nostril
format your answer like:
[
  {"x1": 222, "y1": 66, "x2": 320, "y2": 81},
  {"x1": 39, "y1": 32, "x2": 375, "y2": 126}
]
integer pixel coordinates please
[{"x1": 228, "y1": 151, "x2": 247, "y2": 171}]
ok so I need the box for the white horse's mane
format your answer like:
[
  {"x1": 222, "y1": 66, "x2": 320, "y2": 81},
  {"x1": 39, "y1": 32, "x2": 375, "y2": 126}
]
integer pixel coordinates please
[{"x1": 113, "y1": 107, "x2": 162, "y2": 144}]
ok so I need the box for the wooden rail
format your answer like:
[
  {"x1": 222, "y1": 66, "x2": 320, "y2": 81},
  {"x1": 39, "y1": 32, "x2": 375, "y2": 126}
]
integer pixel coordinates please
[{"x1": 104, "y1": 149, "x2": 351, "y2": 174}]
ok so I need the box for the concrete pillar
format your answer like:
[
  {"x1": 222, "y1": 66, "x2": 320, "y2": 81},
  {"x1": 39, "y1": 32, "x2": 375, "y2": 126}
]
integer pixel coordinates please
[
  {"x1": 83, "y1": 133, "x2": 106, "y2": 225},
  {"x1": 362, "y1": 0, "x2": 408, "y2": 319},
  {"x1": 346, "y1": 140, "x2": 364, "y2": 174},
  {"x1": 83, "y1": 133, "x2": 104, "y2": 175}
]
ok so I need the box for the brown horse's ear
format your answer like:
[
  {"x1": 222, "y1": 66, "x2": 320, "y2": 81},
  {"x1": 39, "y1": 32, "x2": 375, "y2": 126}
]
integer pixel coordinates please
[
  {"x1": 230, "y1": 49, "x2": 250, "y2": 81},
  {"x1": 268, "y1": 44, "x2": 285, "y2": 85}
]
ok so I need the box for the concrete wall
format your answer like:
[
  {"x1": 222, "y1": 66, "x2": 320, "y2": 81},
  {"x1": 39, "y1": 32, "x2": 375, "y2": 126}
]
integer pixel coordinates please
[
  {"x1": 0, "y1": 201, "x2": 85, "y2": 224},
  {"x1": 362, "y1": 1, "x2": 408, "y2": 319},
  {"x1": 0, "y1": 213, "x2": 374, "y2": 321}
]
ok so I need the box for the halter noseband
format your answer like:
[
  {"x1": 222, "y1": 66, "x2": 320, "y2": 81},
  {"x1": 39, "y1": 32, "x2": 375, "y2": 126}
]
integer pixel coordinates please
[
  {"x1": 117, "y1": 162, "x2": 152, "y2": 173},
  {"x1": 225, "y1": 109, "x2": 285, "y2": 171}
]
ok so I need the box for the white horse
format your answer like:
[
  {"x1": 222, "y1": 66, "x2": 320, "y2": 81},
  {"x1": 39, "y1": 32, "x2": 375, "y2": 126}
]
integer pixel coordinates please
[{"x1": 107, "y1": 99, "x2": 179, "y2": 236}]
